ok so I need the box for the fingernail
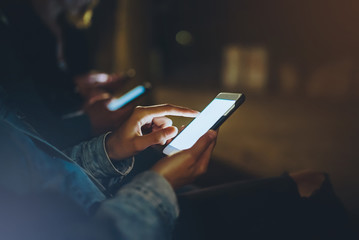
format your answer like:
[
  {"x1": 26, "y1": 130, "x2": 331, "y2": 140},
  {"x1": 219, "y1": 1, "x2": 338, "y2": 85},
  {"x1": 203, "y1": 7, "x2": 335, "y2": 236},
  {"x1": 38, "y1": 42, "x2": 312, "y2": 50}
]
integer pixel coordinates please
[{"x1": 166, "y1": 126, "x2": 178, "y2": 136}]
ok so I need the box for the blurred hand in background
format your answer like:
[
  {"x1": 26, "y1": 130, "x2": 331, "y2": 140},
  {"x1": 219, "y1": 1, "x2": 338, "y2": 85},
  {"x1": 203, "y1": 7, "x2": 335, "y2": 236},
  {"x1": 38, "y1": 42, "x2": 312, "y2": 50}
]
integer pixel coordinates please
[{"x1": 75, "y1": 72, "x2": 131, "y2": 102}]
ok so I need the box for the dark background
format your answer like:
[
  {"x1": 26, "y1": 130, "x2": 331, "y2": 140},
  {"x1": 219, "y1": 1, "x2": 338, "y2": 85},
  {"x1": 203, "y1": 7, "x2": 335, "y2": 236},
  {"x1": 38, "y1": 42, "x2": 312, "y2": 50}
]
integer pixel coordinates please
[{"x1": 86, "y1": 0, "x2": 359, "y2": 226}]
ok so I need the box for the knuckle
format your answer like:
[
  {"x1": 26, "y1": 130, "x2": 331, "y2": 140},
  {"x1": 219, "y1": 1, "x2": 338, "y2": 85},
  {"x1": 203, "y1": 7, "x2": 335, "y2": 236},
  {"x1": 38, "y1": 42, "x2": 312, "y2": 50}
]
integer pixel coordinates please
[
  {"x1": 162, "y1": 103, "x2": 172, "y2": 111},
  {"x1": 162, "y1": 103, "x2": 171, "y2": 107},
  {"x1": 204, "y1": 133, "x2": 212, "y2": 141},
  {"x1": 154, "y1": 134, "x2": 164, "y2": 144}
]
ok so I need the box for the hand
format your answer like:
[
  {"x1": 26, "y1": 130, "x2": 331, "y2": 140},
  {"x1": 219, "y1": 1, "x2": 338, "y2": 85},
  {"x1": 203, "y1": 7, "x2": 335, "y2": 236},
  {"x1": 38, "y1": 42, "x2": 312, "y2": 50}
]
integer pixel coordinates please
[
  {"x1": 106, "y1": 104, "x2": 199, "y2": 160},
  {"x1": 152, "y1": 130, "x2": 217, "y2": 189},
  {"x1": 75, "y1": 72, "x2": 130, "y2": 101},
  {"x1": 84, "y1": 96, "x2": 134, "y2": 135}
]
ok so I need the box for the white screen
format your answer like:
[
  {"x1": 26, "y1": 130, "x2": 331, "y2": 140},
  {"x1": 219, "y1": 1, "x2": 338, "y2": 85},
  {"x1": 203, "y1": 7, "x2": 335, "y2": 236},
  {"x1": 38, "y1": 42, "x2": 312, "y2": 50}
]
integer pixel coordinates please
[{"x1": 163, "y1": 98, "x2": 235, "y2": 155}]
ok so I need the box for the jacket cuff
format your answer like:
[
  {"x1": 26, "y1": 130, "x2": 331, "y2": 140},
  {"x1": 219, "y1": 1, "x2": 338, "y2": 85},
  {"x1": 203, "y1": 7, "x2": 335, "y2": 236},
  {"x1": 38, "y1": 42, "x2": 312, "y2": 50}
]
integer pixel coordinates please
[
  {"x1": 71, "y1": 133, "x2": 134, "y2": 179},
  {"x1": 102, "y1": 132, "x2": 134, "y2": 176}
]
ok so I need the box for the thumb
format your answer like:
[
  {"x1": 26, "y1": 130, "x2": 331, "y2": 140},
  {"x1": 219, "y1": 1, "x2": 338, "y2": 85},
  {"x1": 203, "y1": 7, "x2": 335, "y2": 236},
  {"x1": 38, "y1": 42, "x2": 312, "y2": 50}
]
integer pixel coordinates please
[
  {"x1": 188, "y1": 130, "x2": 217, "y2": 159},
  {"x1": 134, "y1": 126, "x2": 178, "y2": 150}
]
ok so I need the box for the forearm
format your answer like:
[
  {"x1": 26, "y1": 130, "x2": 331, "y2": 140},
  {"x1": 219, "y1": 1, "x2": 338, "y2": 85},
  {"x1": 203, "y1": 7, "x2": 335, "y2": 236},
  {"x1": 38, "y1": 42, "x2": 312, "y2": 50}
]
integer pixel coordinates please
[
  {"x1": 95, "y1": 171, "x2": 179, "y2": 240},
  {"x1": 65, "y1": 133, "x2": 134, "y2": 186}
]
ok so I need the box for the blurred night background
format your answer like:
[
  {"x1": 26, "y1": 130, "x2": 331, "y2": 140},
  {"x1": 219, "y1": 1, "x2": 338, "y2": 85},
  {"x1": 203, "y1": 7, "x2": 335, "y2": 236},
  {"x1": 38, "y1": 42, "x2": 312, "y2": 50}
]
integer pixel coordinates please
[{"x1": 85, "y1": 0, "x2": 359, "y2": 225}]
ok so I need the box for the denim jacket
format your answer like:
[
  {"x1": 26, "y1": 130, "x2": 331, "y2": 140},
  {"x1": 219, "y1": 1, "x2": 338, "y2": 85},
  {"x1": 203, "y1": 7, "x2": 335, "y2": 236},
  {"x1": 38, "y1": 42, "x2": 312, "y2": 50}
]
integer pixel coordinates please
[{"x1": 0, "y1": 89, "x2": 179, "y2": 239}]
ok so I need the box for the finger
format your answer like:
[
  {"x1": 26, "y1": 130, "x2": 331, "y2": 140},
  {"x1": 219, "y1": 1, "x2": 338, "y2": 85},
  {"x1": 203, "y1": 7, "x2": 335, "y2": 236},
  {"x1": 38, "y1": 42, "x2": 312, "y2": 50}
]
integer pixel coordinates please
[
  {"x1": 107, "y1": 73, "x2": 119, "y2": 83},
  {"x1": 109, "y1": 73, "x2": 131, "y2": 85},
  {"x1": 99, "y1": 72, "x2": 132, "y2": 93},
  {"x1": 186, "y1": 130, "x2": 217, "y2": 160},
  {"x1": 87, "y1": 93, "x2": 111, "y2": 105},
  {"x1": 134, "y1": 126, "x2": 178, "y2": 150},
  {"x1": 90, "y1": 73, "x2": 109, "y2": 84},
  {"x1": 135, "y1": 104, "x2": 199, "y2": 125},
  {"x1": 166, "y1": 124, "x2": 186, "y2": 144},
  {"x1": 194, "y1": 140, "x2": 216, "y2": 175},
  {"x1": 153, "y1": 117, "x2": 173, "y2": 128}
]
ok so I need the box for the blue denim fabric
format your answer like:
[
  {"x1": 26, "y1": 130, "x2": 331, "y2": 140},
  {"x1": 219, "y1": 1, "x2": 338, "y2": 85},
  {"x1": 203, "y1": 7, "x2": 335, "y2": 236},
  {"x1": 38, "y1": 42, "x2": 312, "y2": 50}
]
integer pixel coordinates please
[
  {"x1": 0, "y1": 91, "x2": 179, "y2": 239},
  {"x1": 97, "y1": 171, "x2": 179, "y2": 240},
  {"x1": 65, "y1": 132, "x2": 135, "y2": 191}
]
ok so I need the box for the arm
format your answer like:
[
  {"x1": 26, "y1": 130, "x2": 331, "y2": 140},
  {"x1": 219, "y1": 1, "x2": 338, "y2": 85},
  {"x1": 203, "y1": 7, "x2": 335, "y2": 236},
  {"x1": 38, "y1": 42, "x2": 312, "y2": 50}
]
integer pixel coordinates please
[
  {"x1": 95, "y1": 130, "x2": 217, "y2": 240},
  {"x1": 65, "y1": 104, "x2": 198, "y2": 190},
  {"x1": 96, "y1": 171, "x2": 179, "y2": 240},
  {"x1": 65, "y1": 133, "x2": 134, "y2": 190}
]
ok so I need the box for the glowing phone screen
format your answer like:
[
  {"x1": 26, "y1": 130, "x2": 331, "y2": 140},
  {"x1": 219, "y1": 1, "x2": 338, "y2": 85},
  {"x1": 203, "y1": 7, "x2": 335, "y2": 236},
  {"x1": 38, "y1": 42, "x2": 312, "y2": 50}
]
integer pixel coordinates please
[
  {"x1": 163, "y1": 98, "x2": 235, "y2": 155},
  {"x1": 107, "y1": 85, "x2": 146, "y2": 111}
]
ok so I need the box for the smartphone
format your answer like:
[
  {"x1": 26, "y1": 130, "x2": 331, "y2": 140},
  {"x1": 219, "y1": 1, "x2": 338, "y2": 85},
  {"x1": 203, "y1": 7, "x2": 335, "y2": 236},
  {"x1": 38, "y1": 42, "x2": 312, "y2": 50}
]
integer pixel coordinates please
[
  {"x1": 107, "y1": 82, "x2": 151, "y2": 111},
  {"x1": 163, "y1": 92, "x2": 245, "y2": 155}
]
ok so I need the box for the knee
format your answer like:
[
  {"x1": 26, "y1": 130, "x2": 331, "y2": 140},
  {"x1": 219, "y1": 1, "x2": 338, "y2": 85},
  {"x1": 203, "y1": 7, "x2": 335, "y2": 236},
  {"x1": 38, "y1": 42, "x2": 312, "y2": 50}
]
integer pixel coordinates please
[{"x1": 289, "y1": 169, "x2": 326, "y2": 198}]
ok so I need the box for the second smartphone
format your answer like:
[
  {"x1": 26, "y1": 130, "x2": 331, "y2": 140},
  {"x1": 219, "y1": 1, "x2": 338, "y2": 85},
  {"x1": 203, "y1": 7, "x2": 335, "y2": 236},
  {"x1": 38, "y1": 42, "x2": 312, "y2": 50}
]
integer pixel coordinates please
[{"x1": 107, "y1": 82, "x2": 151, "y2": 111}]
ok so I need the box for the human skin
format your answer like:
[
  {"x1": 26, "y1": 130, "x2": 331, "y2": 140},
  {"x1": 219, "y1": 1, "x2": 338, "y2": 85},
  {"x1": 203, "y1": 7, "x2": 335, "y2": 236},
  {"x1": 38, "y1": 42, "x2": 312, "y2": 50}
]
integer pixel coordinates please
[{"x1": 106, "y1": 104, "x2": 218, "y2": 189}]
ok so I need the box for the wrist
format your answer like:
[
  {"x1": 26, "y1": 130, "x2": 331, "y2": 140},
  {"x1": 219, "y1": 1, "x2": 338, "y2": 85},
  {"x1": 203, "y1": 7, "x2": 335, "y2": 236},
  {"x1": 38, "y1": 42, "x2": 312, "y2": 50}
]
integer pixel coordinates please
[
  {"x1": 104, "y1": 132, "x2": 120, "y2": 160},
  {"x1": 151, "y1": 159, "x2": 177, "y2": 189}
]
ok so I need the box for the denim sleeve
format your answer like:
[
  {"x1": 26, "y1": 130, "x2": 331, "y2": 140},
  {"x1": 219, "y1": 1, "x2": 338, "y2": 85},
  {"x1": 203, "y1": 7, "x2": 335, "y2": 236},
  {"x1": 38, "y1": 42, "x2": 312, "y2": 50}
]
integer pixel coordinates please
[
  {"x1": 95, "y1": 171, "x2": 179, "y2": 240},
  {"x1": 65, "y1": 133, "x2": 134, "y2": 187}
]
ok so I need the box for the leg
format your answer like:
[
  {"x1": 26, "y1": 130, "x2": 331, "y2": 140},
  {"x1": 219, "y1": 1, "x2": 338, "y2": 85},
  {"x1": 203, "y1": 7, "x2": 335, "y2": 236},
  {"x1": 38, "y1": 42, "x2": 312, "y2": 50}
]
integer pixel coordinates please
[{"x1": 173, "y1": 171, "x2": 353, "y2": 240}]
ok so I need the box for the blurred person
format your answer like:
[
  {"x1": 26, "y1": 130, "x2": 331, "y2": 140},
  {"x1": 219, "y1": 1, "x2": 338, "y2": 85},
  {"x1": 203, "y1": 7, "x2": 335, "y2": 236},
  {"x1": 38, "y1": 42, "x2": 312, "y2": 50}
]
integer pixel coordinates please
[
  {"x1": 0, "y1": 84, "x2": 354, "y2": 239},
  {"x1": 0, "y1": 83, "x2": 215, "y2": 239},
  {"x1": 0, "y1": 3, "x2": 355, "y2": 240},
  {"x1": 0, "y1": 59, "x2": 354, "y2": 239},
  {"x1": 0, "y1": 0, "x2": 134, "y2": 148},
  {"x1": 0, "y1": 36, "x2": 354, "y2": 240}
]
